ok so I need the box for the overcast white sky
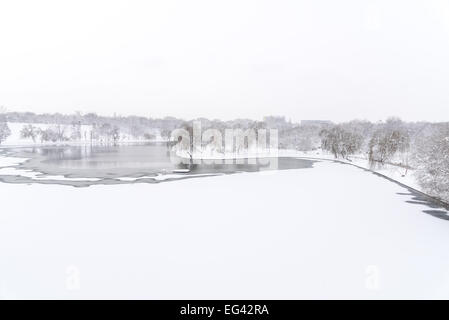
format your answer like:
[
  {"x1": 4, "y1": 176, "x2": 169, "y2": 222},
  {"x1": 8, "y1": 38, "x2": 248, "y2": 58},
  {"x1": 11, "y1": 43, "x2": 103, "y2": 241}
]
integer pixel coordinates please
[{"x1": 0, "y1": 0, "x2": 448, "y2": 122}]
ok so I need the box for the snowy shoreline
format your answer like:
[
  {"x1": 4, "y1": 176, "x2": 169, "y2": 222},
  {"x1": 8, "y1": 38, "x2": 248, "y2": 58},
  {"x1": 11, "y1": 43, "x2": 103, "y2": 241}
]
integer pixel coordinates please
[
  {"x1": 173, "y1": 147, "x2": 449, "y2": 208},
  {"x1": 0, "y1": 144, "x2": 434, "y2": 199},
  {"x1": 175, "y1": 148, "x2": 429, "y2": 195},
  {"x1": 1, "y1": 141, "x2": 447, "y2": 209}
]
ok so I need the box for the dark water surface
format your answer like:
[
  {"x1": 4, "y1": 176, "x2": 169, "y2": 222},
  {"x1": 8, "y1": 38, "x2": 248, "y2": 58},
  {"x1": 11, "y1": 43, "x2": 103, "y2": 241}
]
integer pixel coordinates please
[{"x1": 0, "y1": 143, "x2": 315, "y2": 186}]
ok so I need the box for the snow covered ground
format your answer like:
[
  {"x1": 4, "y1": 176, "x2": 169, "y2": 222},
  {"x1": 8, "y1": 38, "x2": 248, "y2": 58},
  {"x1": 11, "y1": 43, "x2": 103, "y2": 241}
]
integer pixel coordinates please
[
  {"x1": 179, "y1": 147, "x2": 425, "y2": 197},
  {"x1": 293, "y1": 151, "x2": 423, "y2": 192},
  {"x1": 1, "y1": 161, "x2": 449, "y2": 299}
]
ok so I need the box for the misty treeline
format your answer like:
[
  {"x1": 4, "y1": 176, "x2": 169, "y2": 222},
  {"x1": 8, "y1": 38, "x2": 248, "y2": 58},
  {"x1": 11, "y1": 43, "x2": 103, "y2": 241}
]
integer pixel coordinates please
[
  {"x1": 1, "y1": 112, "x2": 289, "y2": 145},
  {"x1": 4, "y1": 111, "x2": 177, "y2": 143},
  {"x1": 0, "y1": 112, "x2": 448, "y2": 203},
  {"x1": 18, "y1": 122, "x2": 122, "y2": 145}
]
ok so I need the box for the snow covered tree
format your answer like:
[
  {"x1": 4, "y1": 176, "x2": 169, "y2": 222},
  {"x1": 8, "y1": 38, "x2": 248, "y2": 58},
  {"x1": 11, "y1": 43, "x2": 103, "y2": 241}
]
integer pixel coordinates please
[
  {"x1": 0, "y1": 122, "x2": 11, "y2": 144},
  {"x1": 37, "y1": 128, "x2": 59, "y2": 143},
  {"x1": 280, "y1": 124, "x2": 323, "y2": 151},
  {"x1": 70, "y1": 121, "x2": 82, "y2": 141},
  {"x1": 111, "y1": 125, "x2": 120, "y2": 145},
  {"x1": 368, "y1": 128, "x2": 410, "y2": 166},
  {"x1": 320, "y1": 125, "x2": 363, "y2": 159},
  {"x1": 413, "y1": 124, "x2": 449, "y2": 203},
  {"x1": 20, "y1": 124, "x2": 38, "y2": 142}
]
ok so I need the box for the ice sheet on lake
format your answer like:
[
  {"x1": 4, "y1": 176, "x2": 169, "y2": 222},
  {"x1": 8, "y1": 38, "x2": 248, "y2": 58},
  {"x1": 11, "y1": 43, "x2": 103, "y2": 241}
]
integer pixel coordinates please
[{"x1": 0, "y1": 161, "x2": 448, "y2": 299}]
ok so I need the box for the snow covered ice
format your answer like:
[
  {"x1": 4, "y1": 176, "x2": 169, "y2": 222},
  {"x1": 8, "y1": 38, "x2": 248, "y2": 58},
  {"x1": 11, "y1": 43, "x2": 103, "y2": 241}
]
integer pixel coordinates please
[{"x1": 1, "y1": 160, "x2": 448, "y2": 299}]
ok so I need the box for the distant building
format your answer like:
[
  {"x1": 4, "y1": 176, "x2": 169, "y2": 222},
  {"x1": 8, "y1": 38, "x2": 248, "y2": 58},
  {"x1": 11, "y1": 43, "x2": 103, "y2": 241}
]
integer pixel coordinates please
[
  {"x1": 300, "y1": 120, "x2": 333, "y2": 126},
  {"x1": 263, "y1": 116, "x2": 291, "y2": 129}
]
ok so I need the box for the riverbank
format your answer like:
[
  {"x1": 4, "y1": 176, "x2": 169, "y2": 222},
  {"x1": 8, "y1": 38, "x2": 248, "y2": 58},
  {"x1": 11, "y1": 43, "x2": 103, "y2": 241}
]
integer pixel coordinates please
[
  {"x1": 0, "y1": 143, "x2": 431, "y2": 203},
  {"x1": 176, "y1": 148, "x2": 426, "y2": 200}
]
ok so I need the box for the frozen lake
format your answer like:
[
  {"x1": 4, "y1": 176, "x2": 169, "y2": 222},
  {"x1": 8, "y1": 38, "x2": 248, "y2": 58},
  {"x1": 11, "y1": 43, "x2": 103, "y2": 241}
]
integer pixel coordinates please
[
  {"x1": 0, "y1": 160, "x2": 449, "y2": 299},
  {"x1": 1, "y1": 145, "x2": 449, "y2": 299},
  {"x1": 0, "y1": 143, "x2": 315, "y2": 186}
]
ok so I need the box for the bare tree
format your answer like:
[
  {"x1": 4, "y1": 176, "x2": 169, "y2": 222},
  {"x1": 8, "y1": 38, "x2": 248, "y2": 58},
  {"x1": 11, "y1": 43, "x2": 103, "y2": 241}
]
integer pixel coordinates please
[
  {"x1": 368, "y1": 128, "x2": 410, "y2": 166},
  {"x1": 111, "y1": 125, "x2": 120, "y2": 145},
  {"x1": 320, "y1": 125, "x2": 363, "y2": 159},
  {"x1": 20, "y1": 124, "x2": 38, "y2": 142},
  {"x1": 70, "y1": 121, "x2": 82, "y2": 141}
]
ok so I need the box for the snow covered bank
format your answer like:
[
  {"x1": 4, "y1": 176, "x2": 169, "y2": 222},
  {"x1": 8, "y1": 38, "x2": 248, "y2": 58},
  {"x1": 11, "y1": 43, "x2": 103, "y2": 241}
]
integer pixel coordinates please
[
  {"x1": 176, "y1": 147, "x2": 425, "y2": 199},
  {"x1": 0, "y1": 154, "x2": 217, "y2": 185},
  {"x1": 0, "y1": 155, "x2": 102, "y2": 183},
  {"x1": 283, "y1": 150, "x2": 423, "y2": 192},
  {"x1": 0, "y1": 162, "x2": 448, "y2": 299},
  {"x1": 0, "y1": 144, "x2": 430, "y2": 202},
  {"x1": 0, "y1": 155, "x2": 28, "y2": 167}
]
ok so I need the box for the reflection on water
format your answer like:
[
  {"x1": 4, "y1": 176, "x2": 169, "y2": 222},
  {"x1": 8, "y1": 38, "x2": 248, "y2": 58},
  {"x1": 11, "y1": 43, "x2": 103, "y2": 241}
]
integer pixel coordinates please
[
  {"x1": 10, "y1": 143, "x2": 315, "y2": 179},
  {"x1": 26, "y1": 144, "x2": 172, "y2": 169}
]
